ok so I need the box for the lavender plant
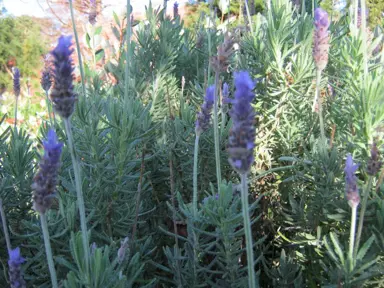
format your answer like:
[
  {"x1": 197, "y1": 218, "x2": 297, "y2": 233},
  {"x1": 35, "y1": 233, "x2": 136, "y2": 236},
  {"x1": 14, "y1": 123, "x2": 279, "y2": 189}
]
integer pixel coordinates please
[
  {"x1": 227, "y1": 71, "x2": 258, "y2": 287},
  {"x1": 40, "y1": 67, "x2": 54, "y2": 127},
  {"x1": 312, "y1": 8, "x2": 330, "y2": 141},
  {"x1": 8, "y1": 247, "x2": 26, "y2": 288},
  {"x1": 13, "y1": 67, "x2": 20, "y2": 129},
  {"x1": 32, "y1": 129, "x2": 63, "y2": 288},
  {"x1": 193, "y1": 85, "x2": 214, "y2": 216},
  {"x1": 1, "y1": 0, "x2": 384, "y2": 286},
  {"x1": 50, "y1": 35, "x2": 90, "y2": 272}
]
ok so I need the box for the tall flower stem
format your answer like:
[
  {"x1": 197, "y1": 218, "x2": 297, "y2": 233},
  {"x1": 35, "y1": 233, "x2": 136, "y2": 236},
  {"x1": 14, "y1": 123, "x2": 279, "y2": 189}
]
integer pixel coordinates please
[
  {"x1": 40, "y1": 213, "x2": 58, "y2": 288},
  {"x1": 14, "y1": 97, "x2": 18, "y2": 130},
  {"x1": 63, "y1": 118, "x2": 90, "y2": 272},
  {"x1": 213, "y1": 73, "x2": 222, "y2": 191},
  {"x1": 124, "y1": 0, "x2": 132, "y2": 102},
  {"x1": 193, "y1": 135, "x2": 200, "y2": 217},
  {"x1": 354, "y1": 175, "x2": 373, "y2": 256},
  {"x1": 69, "y1": 0, "x2": 86, "y2": 98},
  {"x1": 360, "y1": 0, "x2": 368, "y2": 78},
  {"x1": 244, "y1": 0, "x2": 255, "y2": 37},
  {"x1": 0, "y1": 199, "x2": 11, "y2": 252},
  {"x1": 354, "y1": 0, "x2": 358, "y2": 27},
  {"x1": 45, "y1": 91, "x2": 54, "y2": 127},
  {"x1": 240, "y1": 173, "x2": 256, "y2": 288},
  {"x1": 349, "y1": 205, "x2": 358, "y2": 271},
  {"x1": 314, "y1": 69, "x2": 326, "y2": 142}
]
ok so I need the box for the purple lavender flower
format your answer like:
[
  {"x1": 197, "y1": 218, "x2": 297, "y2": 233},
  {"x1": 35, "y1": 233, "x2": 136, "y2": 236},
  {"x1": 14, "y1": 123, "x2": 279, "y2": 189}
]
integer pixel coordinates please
[
  {"x1": 313, "y1": 8, "x2": 330, "y2": 71},
  {"x1": 357, "y1": 8, "x2": 369, "y2": 28},
  {"x1": 41, "y1": 68, "x2": 52, "y2": 93},
  {"x1": 367, "y1": 143, "x2": 382, "y2": 176},
  {"x1": 195, "y1": 85, "x2": 215, "y2": 135},
  {"x1": 50, "y1": 35, "x2": 77, "y2": 119},
  {"x1": 89, "y1": 0, "x2": 97, "y2": 25},
  {"x1": 228, "y1": 71, "x2": 256, "y2": 174},
  {"x1": 13, "y1": 67, "x2": 20, "y2": 97},
  {"x1": 173, "y1": 2, "x2": 179, "y2": 18},
  {"x1": 345, "y1": 154, "x2": 360, "y2": 208},
  {"x1": 32, "y1": 129, "x2": 63, "y2": 214},
  {"x1": 8, "y1": 247, "x2": 26, "y2": 288}
]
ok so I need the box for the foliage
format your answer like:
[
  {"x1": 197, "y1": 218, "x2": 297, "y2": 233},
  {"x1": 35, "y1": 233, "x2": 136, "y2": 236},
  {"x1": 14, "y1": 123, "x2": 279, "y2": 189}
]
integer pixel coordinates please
[
  {"x1": 1, "y1": 0, "x2": 384, "y2": 287},
  {"x1": 0, "y1": 16, "x2": 49, "y2": 92}
]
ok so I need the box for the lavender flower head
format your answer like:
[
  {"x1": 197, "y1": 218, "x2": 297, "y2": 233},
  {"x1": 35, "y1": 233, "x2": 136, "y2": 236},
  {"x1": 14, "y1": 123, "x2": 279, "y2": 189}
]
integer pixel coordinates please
[
  {"x1": 32, "y1": 129, "x2": 63, "y2": 214},
  {"x1": 313, "y1": 8, "x2": 330, "y2": 71},
  {"x1": 367, "y1": 143, "x2": 382, "y2": 176},
  {"x1": 50, "y1": 35, "x2": 77, "y2": 119},
  {"x1": 173, "y1": 2, "x2": 179, "y2": 18},
  {"x1": 195, "y1": 85, "x2": 215, "y2": 136},
  {"x1": 13, "y1": 67, "x2": 20, "y2": 97},
  {"x1": 8, "y1": 247, "x2": 26, "y2": 288},
  {"x1": 40, "y1": 68, "x2": 52, "y2": 93},
  {"x1": 89, "y1": 0, "x2": 97, "y2": 25},
  {"x1": 228, "y1": 71, "x2": 256, "y2": 174},
  {"x1": 345, "y1": 154, "x2": 360, "y2": 208}
]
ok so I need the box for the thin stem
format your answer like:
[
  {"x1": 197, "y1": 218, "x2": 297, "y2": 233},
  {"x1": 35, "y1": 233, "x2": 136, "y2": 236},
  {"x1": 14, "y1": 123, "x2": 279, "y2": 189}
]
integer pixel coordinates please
[
  {"x1": 360, "y1": 0, "x2": 368, "y2": 78},
  {"x1": 354, "y1": 0, "x2": 358, "y2": 29},
  {"x1": 207, "y1": 32, "x2": 212, "y2": 85},
  {"x1": 240, "y1": 173, "x2": 257, "y2": 288},
  {"x1": 40, "y1": 213, "x2": 58, "y2": 288},
  {"x1": 69, "y1": 0, "x2": 86, "y2": 98},
  {"x1": 14, "y1": 96, "x2": 18, "y2": 130},
  {"x1": 354, "y1": 175, "x2": 373, "y2": 256},
  {"x1": 193, "y1": 135, "x2": 200, "y2": 217},
  {"x1": 301, "y1": 0, "x2": 305, "y2": 15},
  {"x1": 349, "y1": 205, "x2": 358, "y2": 272},
  {"x1": 312, "y1": 0, "x2": 315, "y2": 17},
  {"x1": 313, "y1": 69, "x2": 326, "y2": 142},
  {"x1": 0, "y1": 199, "x2": 11, "y2": 252},
  {"x1": 63, "y1": 118, "x2": 90, "y2": 273},
  {"x1": 45, "y1": 91, "x2": 53, "y2": 127},
  {"x1": 131, "y1": 145, "x2": 146, "y2": 242},
  {"x1": 124, "y1": 0, "x2": 132, "y2": 102},
  {"x1": 244, "y1": 0, "x2": 254, "y2": 37},
  {"x1": 213, "y1": 73, "x2": 222, "y2": 191}
]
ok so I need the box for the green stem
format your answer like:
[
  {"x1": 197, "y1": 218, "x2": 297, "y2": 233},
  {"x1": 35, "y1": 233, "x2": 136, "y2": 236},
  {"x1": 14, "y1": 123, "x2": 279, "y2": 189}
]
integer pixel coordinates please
[
  {"x1": 354, "y1": 176, "x2": 373, "y2": 256},
  {"x1": 14, "y1": 96, "x2": 18, "y2": 130},
  {"x1": 213, "y1": 73, "x2": 222, "y2": 191},
  {"x1": 125, "y1": 0, "x2": 132, "y2": 102},
  {"x1": 312, "y1": 0, "x2": 315, "y2": 17},
  {"x1": 244, "y1": 0, "x2": 254, "y2": 37},
  {"x1": 40, "y1": 213, "x2": 58, "y2": 288},
  {"x1": 349, "y1": 205, "x2": 358, "y2": 272},
  {"x1": 220, "y1": 98, "x2": 227, "y2": 136},
  {"x1": 45, "y1": 91, "x2": 53, "y2": 127},
  {"x1": 69, "y1": 0, "x2": 86, "y2": 98},
  {"x1": 360, "y1": 0, "x2": 368, "y2": 78},
  {"x1": 240, "y1": 173, "x2": 257, "y2": 288},
  {"x1": 314, "y1": 69, "x2": 326, "y2": 142},
  {"x1": 0, "y1": 199, "x2": 11, "y2": 252},
  {"x1": 63, "y1": 118, "x2": 90, "y2": 273},
  {"x1": 354, "y1": 0, "x2": 358, "y2": 29},
  {"x1": 193, "y1": 135, "x2": 200, "y2": 217}
]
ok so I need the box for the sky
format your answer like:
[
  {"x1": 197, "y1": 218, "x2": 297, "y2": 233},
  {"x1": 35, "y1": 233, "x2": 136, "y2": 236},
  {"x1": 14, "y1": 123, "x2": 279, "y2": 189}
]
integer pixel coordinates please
[{"x1": 2, "y1": 0, "x2": 187, "y2": 18}]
